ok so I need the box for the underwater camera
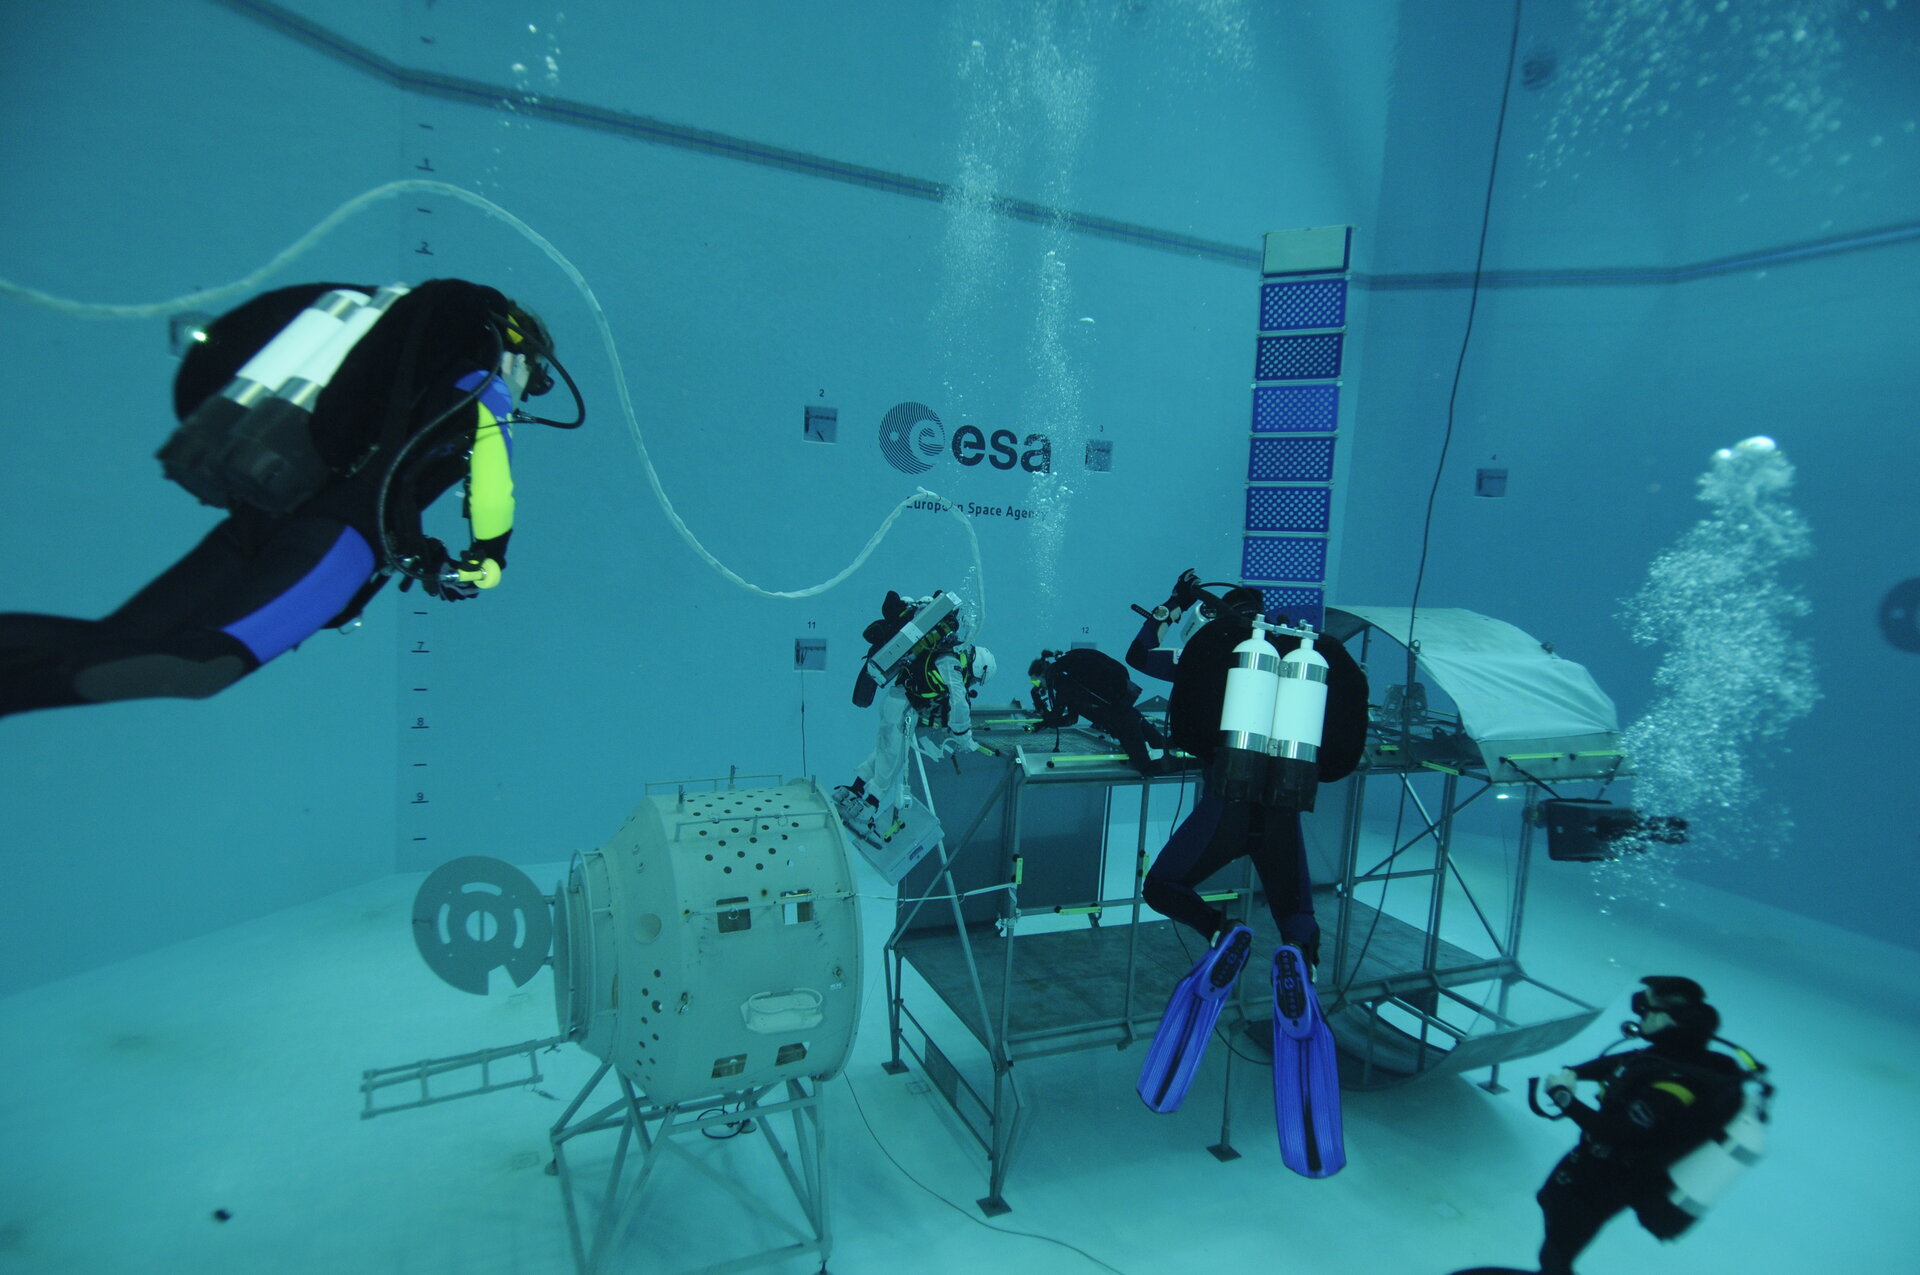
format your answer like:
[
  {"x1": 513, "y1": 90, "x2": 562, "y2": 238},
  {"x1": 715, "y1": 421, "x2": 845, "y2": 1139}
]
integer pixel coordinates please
[{"x1": 1540, "y1": 798, "x2": 1689, "y2": 863}]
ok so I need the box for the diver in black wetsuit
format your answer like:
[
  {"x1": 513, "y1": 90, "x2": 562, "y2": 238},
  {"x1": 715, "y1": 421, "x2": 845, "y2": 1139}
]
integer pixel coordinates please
[
  {"x1": 1528, "y1": 977, "x2": 1748, "y2": 1275},
  {"x1": 1025, "y1": 646, "x2": 1174, "y2": 777},
  {"x1": 1131, "y1": 573, "x2": 1370, "y2": 966},
  {"x1": 0, "y1": 278, "x2": 578, "y2": 720},
  {"x1": 1455, "y1": 976, "x2": 1753, "y2": 1275}
]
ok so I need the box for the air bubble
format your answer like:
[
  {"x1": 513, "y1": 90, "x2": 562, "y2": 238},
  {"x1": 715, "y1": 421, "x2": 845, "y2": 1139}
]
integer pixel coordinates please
[{"x1": 1605, "y1": 437, "x2": 1818, "y2": 902}]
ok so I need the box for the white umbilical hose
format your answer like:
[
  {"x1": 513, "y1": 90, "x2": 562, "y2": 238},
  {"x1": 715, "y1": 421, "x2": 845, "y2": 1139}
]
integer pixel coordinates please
[{"x1": 0, "y1": 179, "x2": 986, "y2": 628}]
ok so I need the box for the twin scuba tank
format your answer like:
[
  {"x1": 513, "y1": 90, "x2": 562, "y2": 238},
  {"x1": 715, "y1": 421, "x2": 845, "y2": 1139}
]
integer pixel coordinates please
[
  {"x1": 1213, "y1": 616, "x2": 1330, "y2": 811},
  {"x1": 159, "y1": 284, "x2": 411, "y2": 514}
]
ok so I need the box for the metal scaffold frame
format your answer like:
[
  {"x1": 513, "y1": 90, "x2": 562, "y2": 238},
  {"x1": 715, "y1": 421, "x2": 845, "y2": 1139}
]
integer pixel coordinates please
[
  {"x1": 878, "y1": 603, "x2": 1622, "y2": 1206},
  {"x1": 1317, "y1": 753, "x2": 1600, "y2": 1093},
  {"x1": 880, "y1": 721, "x2": 1232, "y2": 1214}
]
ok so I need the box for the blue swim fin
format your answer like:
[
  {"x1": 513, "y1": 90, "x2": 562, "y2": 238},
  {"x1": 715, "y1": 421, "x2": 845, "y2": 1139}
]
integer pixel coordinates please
[
  {"x1": 1135, "y1": 925, "x2": 1253, "y2": 1113},
  {"x1": 1271, "y1": 944, "x2": 1345, "y2": 1177}
]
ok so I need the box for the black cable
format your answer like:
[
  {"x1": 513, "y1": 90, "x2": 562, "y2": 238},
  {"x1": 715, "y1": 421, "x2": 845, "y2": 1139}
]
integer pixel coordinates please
[
  {"x1": 1344, "y1": 0, "x2": 1526, "y2": 1052},
  {"x1": 1402, "y1": 0, "x2": 1526, "y2": 726},
  {"x1": 1332, "y1": 773, "x2": 1411, "y2": 1006},
  {"x1": 375, "y1": 319, "x2": 506, "y2": 579},
  {"x1": 797, "y1": 667, "x2": 809, "y2": 779},
  {"x1": 843, "y1": 1074, "x2": 1130, "y2": 1275},
  {"x1": 699, "y1": 1103, "x2": 752, "y2": 1139}
]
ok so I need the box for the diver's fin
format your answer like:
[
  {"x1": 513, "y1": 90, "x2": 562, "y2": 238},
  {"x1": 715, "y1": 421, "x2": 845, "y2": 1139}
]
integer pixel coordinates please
[
  {"x1": 1135, "y1": 925, "x2": 1252, "y2": 1113},
  {"x1": 1271, "y1": 944, "x2": 1346, "y2": 1177}
]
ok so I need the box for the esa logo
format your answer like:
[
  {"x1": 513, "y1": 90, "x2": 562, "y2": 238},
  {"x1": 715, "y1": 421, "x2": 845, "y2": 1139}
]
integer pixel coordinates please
[{"x1": 878, "y1": 402, "x2": 1050, "y2": 476}]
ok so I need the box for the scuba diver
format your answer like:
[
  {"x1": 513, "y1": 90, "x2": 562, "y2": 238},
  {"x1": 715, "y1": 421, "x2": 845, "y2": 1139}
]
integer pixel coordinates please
[
  {"x1": 0, "y1": 278, "x2": 582, "y2": 720},
  {"x1": 1025, "y1": 646, "x2": 1178, "y2": 777},
  {"x1": 1129, "y1": 570, "x2": 1368, "y2": 1175},
  {"x1": 1125, "y1": 566, "x2": 1210, "y2": 680},
  {"x1": 1137, "y1": 573, "x2": 1370, "y2": 966},
  {"x1": 835, "y1": 590, "x2": 994, "y2": 870},
  {"x1": 1455, "y1": 977, "x2": 1768, "y2": 1275}
]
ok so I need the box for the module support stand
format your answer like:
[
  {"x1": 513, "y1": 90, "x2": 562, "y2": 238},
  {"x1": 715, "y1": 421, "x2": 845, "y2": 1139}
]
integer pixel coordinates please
[
  {"x1": 882, "y1": 746, "x2": 1025, "y2": 1216},
  {"x1": 1208, "y1": 1031, "x2": 1242, "y2": 1163},
  {"x1": 548, "y1": 1059, "x2": 831, "y2": 1274}
]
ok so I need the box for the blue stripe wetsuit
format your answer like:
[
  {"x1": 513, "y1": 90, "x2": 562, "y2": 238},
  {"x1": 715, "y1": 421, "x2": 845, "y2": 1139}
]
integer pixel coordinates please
[{"x1": 0, "y1": 279, "x2": 522, "y2": 718}]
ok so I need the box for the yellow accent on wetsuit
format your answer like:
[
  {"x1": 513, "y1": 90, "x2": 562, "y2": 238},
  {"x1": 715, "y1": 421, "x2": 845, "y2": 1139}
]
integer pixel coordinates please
[{"x1": 1650, "y1": 1081, "x2": 1697, "y2": 1105}]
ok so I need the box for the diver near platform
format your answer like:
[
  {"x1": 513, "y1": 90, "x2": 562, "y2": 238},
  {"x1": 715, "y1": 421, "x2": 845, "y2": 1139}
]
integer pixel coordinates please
[
  {"x1": 1129, "y1": 571, "x2": 1366, "y2": 1176},
  {"x1": 1454, "y1": 977, "x2": 1769, "y2": 1275},
  {"x1": 834, "y1": 590, "x2": 995, "y2": 880},
  {"x1": 1025, "y1": 646, "x2": 1178, "y2": 777},
  {"x1": 1138, "y1": 575, "x2": 1370, "y2": 966},
  {"x1": 0, "y1": 278, "x2": 581, "y2": 719}
]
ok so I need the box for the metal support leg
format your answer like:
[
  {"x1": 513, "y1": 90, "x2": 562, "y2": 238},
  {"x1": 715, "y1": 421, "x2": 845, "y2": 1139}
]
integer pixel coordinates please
[
  {"x1": 882, "y1": 939, "x2": 908, "y2": 1076},
  {"x1": 1208, "y1": 1020, "x2": 1241, "y2": 1163},
  {"x1": 548, "y1": 1065, "x2": 833, "y2": 1274}
]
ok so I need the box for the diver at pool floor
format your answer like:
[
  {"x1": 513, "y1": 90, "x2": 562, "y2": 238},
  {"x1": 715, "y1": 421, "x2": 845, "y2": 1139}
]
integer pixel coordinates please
[
  {"x1": 0, "y1": 278, "x2": 582, "y2": 720},
  {"x1": 1453, "y1": 976, "x2": 1770, "y2": 1275}
]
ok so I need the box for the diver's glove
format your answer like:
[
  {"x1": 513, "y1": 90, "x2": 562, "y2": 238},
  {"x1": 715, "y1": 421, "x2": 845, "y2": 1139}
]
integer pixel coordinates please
[
  {"x1": 439, "y1": 552, "x2": 502, "y2": 599},
  {"x1": 1543, "y1": 1068, "x2": 1578, "y2": 1111},
  {"x1": 428, "y1": 568, "x2": 480, "y2": 602},
  {"x1": 1165, "y1": 568, "x2": 1203, "y2": 611},
  {"x1": 393, "y1": 534, "x2": 452, "y2": 592}
]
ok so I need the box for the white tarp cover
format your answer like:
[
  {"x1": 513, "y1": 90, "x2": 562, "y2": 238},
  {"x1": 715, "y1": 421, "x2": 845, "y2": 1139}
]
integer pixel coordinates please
[{"x1": 1328, "y1": 606, "x2": 1625, "y2": 782}]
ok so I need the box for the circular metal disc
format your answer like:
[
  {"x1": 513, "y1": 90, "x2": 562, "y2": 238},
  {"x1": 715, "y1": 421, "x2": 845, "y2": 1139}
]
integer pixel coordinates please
[{"x1": 410, "y1": 856, "x2": 553, "y2": 995}]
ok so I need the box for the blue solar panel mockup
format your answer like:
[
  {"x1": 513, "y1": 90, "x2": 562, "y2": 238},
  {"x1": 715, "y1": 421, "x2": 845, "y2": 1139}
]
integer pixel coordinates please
[
  {"x1": 1248, "y1": 438, "x2": 1335, "y2": 484},
  {"x1": 1241, "y1": 536, "x2": 1328, "y2": 584},
  {"x1": 1256, "y1": 585, "x2": 1327, "y2": 626},
  {"x1": 1246, "y1": 486, "x2": 1333, "y2": 534},
  {"x1": 1259, "y1": 279, "x2": 1347, "y2": 331},
  {"x1": 1252, "y1": 384, "x2": 1340, "y2": 434},
  {"x1": 1241, "y1": 226, "x2": 1355, "y2": 631},
  {"x1": 1254, "y1": 332, "x2": 1343, "y2": 381}
]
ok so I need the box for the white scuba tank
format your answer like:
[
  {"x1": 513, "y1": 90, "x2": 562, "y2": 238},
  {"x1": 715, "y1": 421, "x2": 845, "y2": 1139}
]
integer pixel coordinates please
[
  {"x1": 1663, "y1": 1085, "x2": 1767, "y2": 1229},
  {"x1": 263, "y1": 284, "x2": 411, "y2": 414},
  {"x1": 223, "y1": 288, "x2": 370, "y2": 407},
  {"x1": 159, "y1": 289, "x2": 371, "y2": 502},
  {"x1": 1213, "y1": 627, "x2": 1281, "y2": 801},
  {"x1": 1265, "y1": 639, "x2": 1330, "y2": 811},
  {"x1": 159, "y1": 284, "x2": 412, "y2": 513}
]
